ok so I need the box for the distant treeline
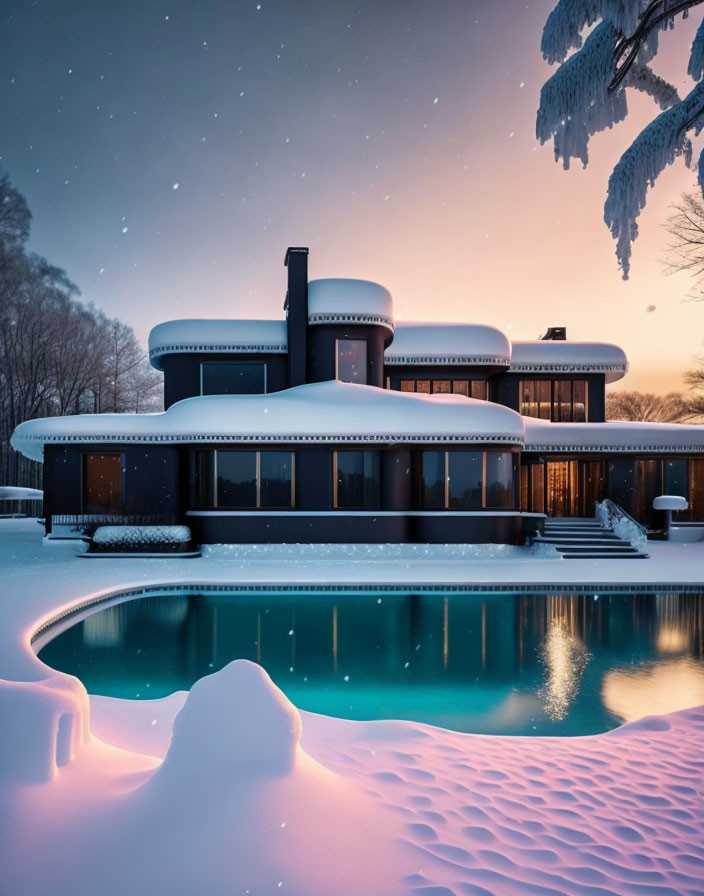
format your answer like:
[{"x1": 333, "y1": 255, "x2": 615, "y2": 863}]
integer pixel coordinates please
[{"x1": 0, "y1": 170, "x2": 162, "y2": 488}]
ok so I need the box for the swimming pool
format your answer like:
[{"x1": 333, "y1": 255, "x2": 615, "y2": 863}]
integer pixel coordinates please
[{"x1": 38, "y1": 590, "x2": 704, "y2": 735}]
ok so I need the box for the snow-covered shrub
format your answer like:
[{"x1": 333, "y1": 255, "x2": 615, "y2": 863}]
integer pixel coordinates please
[{"x1": 91, "y1": 525, "x2": 192, "y2": 553}]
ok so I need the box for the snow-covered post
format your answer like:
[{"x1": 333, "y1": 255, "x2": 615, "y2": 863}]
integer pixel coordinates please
[{"x1": 653, "y1": 494, "x2": 689, "y2": 539}]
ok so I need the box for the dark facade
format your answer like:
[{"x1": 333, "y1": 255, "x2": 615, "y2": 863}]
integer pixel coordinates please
[{"x1": 18, "y1": 245, "x2": 702, "y2": 544}]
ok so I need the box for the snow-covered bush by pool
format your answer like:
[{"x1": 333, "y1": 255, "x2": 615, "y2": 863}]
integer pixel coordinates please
[{"x1": 92, "y1": 525, "x2": 191, "y2": 553}]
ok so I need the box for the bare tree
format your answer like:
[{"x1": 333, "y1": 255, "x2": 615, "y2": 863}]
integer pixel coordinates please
[
  {"x1": 606, "y1": 390, "x2": 690, "y2": 422},
  {"x1": 0, "y1": 169, "x2": 163, "y2": 487},
  {"x1": 665, "y1": 192, "x2": 704, "y2": 296}
]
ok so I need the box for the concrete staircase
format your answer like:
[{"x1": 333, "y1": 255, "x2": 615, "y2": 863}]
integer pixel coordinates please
[{"x1": 534, "y1": 517, "x2": 649, "y2": 560}]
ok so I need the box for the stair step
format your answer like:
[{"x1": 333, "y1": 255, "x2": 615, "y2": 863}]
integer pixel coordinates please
[
  {"x1": 536, "y1": 538, "x2": 622, "y2": 546},
  {"x1": 559, "y1": 545, "x2": 639, "y2": 553},
  {"x1": 563, "y1": 553, "x2": 649, "y2": 560}
]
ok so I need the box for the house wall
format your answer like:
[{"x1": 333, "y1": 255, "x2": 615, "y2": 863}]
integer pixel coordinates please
[
  {"x1": 186, "y1": 443, "x2": 523, "y2": 544},
  {"x1": 43, "y1": 444, "x2": 183, "y2": 533},
  {"x1": 521, "y1": 453, "x2": 704, "y2": 528},
  {"x1": 384, "y1": 364, "x2": 495, "y2": 393},
  {"x1": 495, "y1": 373, "x2": 606, "y2": 422},
  {"x1": 161, "y1": 353, "x2": 288, "y2": 408},
  {"x1": 307, "y1": 324, "x2": 388, "y2": 387}
]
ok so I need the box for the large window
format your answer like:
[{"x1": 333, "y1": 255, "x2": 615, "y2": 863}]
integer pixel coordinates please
[
  {"x1": 398, "y1": 379, "x2": 488, "y2": 400},
  {"x1": 83, "y1": 453, "x2": 124, "y2": 513},
  {"x1": 336, "y1": 340, "x2": 367, "y2": 384},
  {"x1": 523, "y1": 460, "x2": 606, "y2": 517},
  {"x1": 334, "y1": 451, "x2": 379, "y2": 508},
  {"x1": 201, "y1": 362, "x2": 266, "y2": 395},
  {"x1": 194, "y1": 450, "x2": 294, "y2": 508},
  {"x1": 419, "y1": 450, "x2": 518, "y2": 510},
  {"x1": 519, "y1": 379, "x2": 587, "y2": 422}
]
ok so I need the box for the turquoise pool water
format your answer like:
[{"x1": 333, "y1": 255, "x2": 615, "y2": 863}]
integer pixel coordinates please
[{"x1": 38, "y1": 590, "x2": 704, "y2": 735}]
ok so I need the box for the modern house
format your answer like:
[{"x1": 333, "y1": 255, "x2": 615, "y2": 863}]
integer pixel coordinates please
[{"x1": 11, "y1": 247, "x2": 704, "y2": 544}]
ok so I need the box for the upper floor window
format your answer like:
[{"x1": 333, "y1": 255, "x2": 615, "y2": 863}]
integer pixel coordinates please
[
  {"x1": 336, "y1": 339, "x2": 367, "y2": 384},
  {"x1": 83, "y1": 453, "x2": 124, "y2": 513},
  {"x1": 201, "y1": 362, "x2": 266, "y2": 395},
  {"x1": 398, "y1": 379, "x2": 488, "y2": 400},
  {"x1": 333, "y1": 450, "x2": 379, "y2": 508},
  {"x1": 519, "y1": 379, "x2": 587, "y2": 422},
  {"x1": 195, "y1": 450, "x2": 294, "y2": 508}
]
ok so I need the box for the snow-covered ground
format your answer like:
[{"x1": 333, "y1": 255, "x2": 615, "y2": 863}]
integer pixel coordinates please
[{"x1": 1, "y1": 518, "x2": 704, "y2": 895}]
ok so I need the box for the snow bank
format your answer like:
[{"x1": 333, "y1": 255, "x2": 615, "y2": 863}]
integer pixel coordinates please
[
  {"x1": 0, "y1": 674, "x2": 89, "y2": 784},
  {"x1": 384, "y1": 321, "x2": 511, "y2": 366},
  {"x1": 11, "y1": 380, "x2": 525, "y2": 461},
  {"x1": 148, "y1": 318, "x2": 287, "y2": 370},
  {"x1": 307, "y1": 278, "x2": 394, "y2": 332},
  {"x1": 510, "y1": 339, "x2": 628, "y2": 382}
]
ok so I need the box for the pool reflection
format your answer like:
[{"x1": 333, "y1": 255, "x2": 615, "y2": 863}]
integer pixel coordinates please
[{"x1": 38, "y1": 590, "x2": 704, "y2": 736}]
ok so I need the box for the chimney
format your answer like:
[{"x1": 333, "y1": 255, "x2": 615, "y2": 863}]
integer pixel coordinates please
[
  {"x1": 284, "y1": 247, "x2": 309, "y2": 386},
  {"x1": 541, "y1": 326, "x2": 567, "y2": 341}
]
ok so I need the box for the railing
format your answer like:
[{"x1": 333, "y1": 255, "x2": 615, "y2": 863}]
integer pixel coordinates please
[
  {"x1": 51, "y1": 513, "x2": 177, "y2": 536},
  {"x1": 595, "y1": 499, "x2": 648, "y2": 552}
]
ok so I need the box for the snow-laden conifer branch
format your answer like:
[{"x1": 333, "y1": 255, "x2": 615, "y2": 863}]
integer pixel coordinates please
[
  {"x1": 689, "y1": 17, "x2": 704, "y2": 79},
  {"x1": 541, "y1": 1, "x2": 648, "y2": 64},
  {"x1": 605, "y1": 79, "x2": 704, "y2": 277},
  {"x1": 610, "y1": 0, "x2": 704, "y2": 91},
  {"x1": 624, "y1": 63, "x2": 679, "y2": 108},
  {"x1": 539, "y1": 0, "x2": 704, "y2": 277},
  {"x1": 537, "y1": 21, "x2": 625, "y2": 169}
]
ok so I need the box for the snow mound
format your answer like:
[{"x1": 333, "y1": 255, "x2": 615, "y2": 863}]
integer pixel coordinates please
[
  {"x1": 159, "y1": 660, "x2": 302, "y2": 780},
  {"x1": 0, "y1": 675, "x2": 88, "y2": 784}
]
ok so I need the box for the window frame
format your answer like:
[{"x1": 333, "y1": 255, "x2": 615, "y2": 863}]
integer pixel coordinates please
[
  {"x1": 82, "y1": 451, "x2": 126, "y2": 514},
  {"x1": 519, "y1": 378, "x2": 589, "y2": 422},
  {"x1": 418, "y1": 449, "x2": 518, "y2": 511},
  {"x1": 335, "y1": 338, "x2": 368, "y2": 384},
  {"x1": 204, "y1": 449, "x2": 295, "y2": 509},
  {"x1": 332, "y1": 449, "x2": 380, "y2": 509},
  {"x1": 200, "y1": 361, "x2": 268, "y2": 396}
]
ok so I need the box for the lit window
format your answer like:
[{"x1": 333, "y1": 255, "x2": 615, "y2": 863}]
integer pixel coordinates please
[{"x1": 432, "y1": 380, "x2": 451, "y2": 394}]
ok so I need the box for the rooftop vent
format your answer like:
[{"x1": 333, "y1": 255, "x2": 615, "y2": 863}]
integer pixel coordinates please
[{"x1": 541, "y1": 326, "x2": 567, "y2": 341}]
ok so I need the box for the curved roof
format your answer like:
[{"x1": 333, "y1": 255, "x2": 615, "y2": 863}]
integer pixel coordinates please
[
  {"x1": 509, "y1": 341, "x2": 628, "y2": 383},
  {"x1": 524, "y1": 418, "x2": 704, "y2": 454},
  {"x1": 148, "y1": 319, "x2": 288, "y2": 370},
  {"x1": 11, "y1": 381, "x2": 525, "y2": 462},
  {"x1": 307, "y1": 279, "x2": 394, "y2": 333},
  {"x1": 385, "y1": 322, "x2": 511, "y2": 367}
]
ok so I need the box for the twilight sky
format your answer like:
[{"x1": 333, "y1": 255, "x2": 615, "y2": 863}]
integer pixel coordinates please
[{"x1": 1, "y1": 0, "x2": 701, "y2": 393}]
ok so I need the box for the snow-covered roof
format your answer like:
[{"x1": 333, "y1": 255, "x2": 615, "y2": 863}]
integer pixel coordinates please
[
  {"x1": 524, "y1": 419, "x2": 704, "y2": 454},
  {"x1": 0, "y1": 486, "x2": 43, "y2": 500},
  {"x1": 509, "y1": 341, "x2": 628, "y2": 383},
  {"x1": 384, "y1": 322, "x2": 511, "y2": 367},
  {"x1": 307, "y1": 279, "x2": 394, "y2": 333},
  {"x1": 148, "y1": 319, "x2": 288, "y2": 370},
  {"x1": 11, "y1": 381, "x2": 525, "y2": 461}
]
